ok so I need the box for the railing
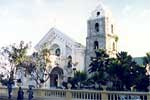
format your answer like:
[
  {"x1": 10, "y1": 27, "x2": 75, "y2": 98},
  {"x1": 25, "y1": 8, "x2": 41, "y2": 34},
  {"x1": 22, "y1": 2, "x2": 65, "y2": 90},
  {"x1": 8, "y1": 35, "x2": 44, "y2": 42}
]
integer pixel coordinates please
[
  {"x1": 107, "y1": 91, "x2": 149, "y2": 100},
  {"x1": 71, "y1": 89, "x2": 101, "y2": 100},
  {"x1": 0, "y1": 86, "x2": 150, "y2": 100}
]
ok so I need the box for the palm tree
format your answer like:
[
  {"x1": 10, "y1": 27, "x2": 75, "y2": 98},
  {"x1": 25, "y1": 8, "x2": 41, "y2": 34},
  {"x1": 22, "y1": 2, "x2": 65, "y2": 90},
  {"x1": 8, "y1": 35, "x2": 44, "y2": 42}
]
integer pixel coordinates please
[
  {"x1": 88, "y1": 49, "x2": 110, "y2": 87},
  {"x1": 107, "y1": 58, "x2": 123, "y2": 90},
  {"x1": 70, "y1": 71, "x2": 87, "y2": 89},
  {"x1": 116, "y1": 52, "x2": 138, "y2": 90},
  {"x1": 109, "y1": 51, "x2": 146, "y2": 91}
]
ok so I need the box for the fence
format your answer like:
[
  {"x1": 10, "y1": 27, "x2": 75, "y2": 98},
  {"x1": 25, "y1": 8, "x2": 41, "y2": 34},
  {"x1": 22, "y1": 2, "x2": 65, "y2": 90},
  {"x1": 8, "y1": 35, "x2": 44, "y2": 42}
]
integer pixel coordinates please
[{"x1": 0, "y1": 86, "x2": 149, "y2": 100}]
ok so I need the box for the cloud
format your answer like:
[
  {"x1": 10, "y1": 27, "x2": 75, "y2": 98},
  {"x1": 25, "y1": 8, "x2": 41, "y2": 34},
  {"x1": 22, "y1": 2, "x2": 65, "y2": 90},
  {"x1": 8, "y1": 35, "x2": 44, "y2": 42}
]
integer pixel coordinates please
[
  {"x1": 141, "y1": 9, "x2": 150, "y2": 17},
  {"x1": 0, "y1": 7, "x2": 8, "y2": 17},
  {"x1": 122, "y1": 5, "x2": 133, "y2": 16},
  {"x1": 118, "y1": 6, "x2": 150, "y2": 57}
]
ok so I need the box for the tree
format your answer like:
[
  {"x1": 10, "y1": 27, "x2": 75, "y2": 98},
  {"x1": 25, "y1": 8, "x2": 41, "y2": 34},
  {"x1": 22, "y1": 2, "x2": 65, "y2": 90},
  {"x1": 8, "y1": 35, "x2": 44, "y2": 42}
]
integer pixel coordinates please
[
  {"x1": 0, "y1": 41, "x2": 29, "y2": 83},
  {"x1": 108, "y1": 51, "x2": 147, "y2": 91},
  {"x1": 25, "y1": 44, "x2": 52, "y2": 87},
  {"x1": 88, "y1": 49, "x2": 110, "y2": 87},
  {"x1": 107, "y1": 58, "x2": 123, "y2": 90},
  {"x1": 140, "y1": 52, "x2": 150, "y2": 91},
  {"x1": 0, "y1": 41, "x2": 53, "y2": 88},
  {"x1": 88, "y1": 50, "x2": 148, "y2": 91},
  {"x1": 115, "y1": 52, "x2": 136, "y2": 90},
  {"x1": 70, "y1": 71, "x2": 87, "y2": 89},
  {"x1": 135, "y1": 66, "x2": 148, "y2": 91},
  {"x1": 113, "y1": 52, "x2": 141, "y2": 90},
  {"x1": 0, "y1": 41, "x2": 29, "y2": 99}
]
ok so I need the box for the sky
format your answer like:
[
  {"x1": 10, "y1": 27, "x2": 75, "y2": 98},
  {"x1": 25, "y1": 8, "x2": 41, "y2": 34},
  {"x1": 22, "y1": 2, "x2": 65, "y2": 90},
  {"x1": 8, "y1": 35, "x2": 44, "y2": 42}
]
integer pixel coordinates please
[{"x1": 0, "y1": 0, "x2": 150, "y2": 57}]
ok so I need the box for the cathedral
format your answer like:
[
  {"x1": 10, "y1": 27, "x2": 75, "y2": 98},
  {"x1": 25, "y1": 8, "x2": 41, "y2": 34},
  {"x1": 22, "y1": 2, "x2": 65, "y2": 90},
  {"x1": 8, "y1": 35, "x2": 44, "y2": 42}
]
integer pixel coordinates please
[{"x1": 34, "y1": 3, "x2": 118, "y2": 88}]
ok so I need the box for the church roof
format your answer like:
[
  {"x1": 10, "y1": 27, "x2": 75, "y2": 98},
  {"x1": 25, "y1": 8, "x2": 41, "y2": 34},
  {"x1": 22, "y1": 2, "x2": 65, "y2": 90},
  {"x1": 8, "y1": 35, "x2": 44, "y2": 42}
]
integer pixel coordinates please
[
  {"x1": 89, "y1": 2, "x2": 112, "y2": 19},
  {"x1": 35, "y1": 27, "x2": 85, "y2": 50}
]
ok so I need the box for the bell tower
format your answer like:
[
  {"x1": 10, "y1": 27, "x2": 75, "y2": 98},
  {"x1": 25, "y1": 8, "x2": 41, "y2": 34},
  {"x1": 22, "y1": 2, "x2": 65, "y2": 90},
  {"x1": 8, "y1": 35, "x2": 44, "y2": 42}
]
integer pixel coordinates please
[{"x1": 85, "y1": 3, "x2": 118, "y2": 72}]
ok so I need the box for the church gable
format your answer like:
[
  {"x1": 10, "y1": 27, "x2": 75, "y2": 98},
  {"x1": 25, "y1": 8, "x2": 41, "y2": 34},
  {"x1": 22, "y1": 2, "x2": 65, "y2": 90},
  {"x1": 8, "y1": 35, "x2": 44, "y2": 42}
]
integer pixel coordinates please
[
  {"x1": 35, "y1": 27, "x2": 85, "y2": 71},
  {"x1": 35, "y1": 28, "x2": 57, "y2": 50},
  {"x1": 35, "y1": 27, "x2": 84, "y2": 50}
]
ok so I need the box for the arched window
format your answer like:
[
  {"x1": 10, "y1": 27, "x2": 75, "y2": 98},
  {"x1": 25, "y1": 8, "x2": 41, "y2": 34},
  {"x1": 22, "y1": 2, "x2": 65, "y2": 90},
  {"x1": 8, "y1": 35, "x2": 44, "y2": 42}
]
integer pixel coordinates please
[
  {"x1": 111, "y1": 24, "x2": 114, "y2": 34},
  {"x1": 67, "y1": 55, "x2": 72, "y2": 68},
  {"x1": 97, "y1": 12, "x2": 100, "y2": 16},
  {"x1": 113, "y1": 42, "x2": 115, "y2": 51},
  {"x1": 95, "y1": 23, "x2": 99, "y2": 32},
  {"x1": 68, "y1": 55, "x2": 72, "y2": 60},
  {"x1": 94, "y1": 41, "x2": 99, "y2": 49},
  {"x1": 55, "y1": 48, "x2": 61, "y2": 56}
]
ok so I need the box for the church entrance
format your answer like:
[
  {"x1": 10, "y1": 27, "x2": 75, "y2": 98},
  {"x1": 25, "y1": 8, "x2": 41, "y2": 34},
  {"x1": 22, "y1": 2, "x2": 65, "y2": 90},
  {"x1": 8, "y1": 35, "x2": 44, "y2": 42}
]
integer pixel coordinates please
[
  {"x1": 50, "y1": 67, "x2": 63, "y2": 88},
  {"x1": 50, "y1": 74, "x2": 58, "y2": 87}
]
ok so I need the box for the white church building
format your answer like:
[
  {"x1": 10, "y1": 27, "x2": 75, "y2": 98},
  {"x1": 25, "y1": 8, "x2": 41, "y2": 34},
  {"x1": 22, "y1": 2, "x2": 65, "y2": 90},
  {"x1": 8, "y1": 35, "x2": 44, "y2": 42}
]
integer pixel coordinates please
[
  {"x1": 35, "y1": 28, "x2": 85, "y2": 71},
  {"x1": 30, "y1": 3, "x2": 117, "y2": 88}
]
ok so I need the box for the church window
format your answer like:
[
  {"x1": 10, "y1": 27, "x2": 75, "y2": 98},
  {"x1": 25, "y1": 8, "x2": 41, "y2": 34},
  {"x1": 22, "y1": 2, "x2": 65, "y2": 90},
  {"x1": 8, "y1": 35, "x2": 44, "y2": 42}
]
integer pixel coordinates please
[
  {"x1": 97, "y1": 12, "x2": 100, "y2": 16},
  {"x1": 94, "y1": 41, "x2": 99, "y2": 49},
  {"x1": 95, "y1": 23, "x2": 99, "y2": 32},
  {"x1": 113, "y1": 42, "x2": 115, "y2": 51},
  {"x1": 67, "y1": 55, "x2": 72, "y2": 68},
  {"x1": 111, "y1": 24, "x2": 114, "y2": 34},
  {"x1": 68, "y1": 55, "x2": 72, "y2": 60},
  {"x1": 55, "y1": 48, "x2": 61, "y2": 56}
]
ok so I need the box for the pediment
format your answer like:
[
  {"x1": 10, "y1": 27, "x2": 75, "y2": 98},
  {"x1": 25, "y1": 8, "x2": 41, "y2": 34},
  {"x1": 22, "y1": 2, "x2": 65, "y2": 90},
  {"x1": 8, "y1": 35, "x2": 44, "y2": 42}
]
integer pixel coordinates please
[{"x1": 35, "y1": 27, "x2": 84, "y2": 50}]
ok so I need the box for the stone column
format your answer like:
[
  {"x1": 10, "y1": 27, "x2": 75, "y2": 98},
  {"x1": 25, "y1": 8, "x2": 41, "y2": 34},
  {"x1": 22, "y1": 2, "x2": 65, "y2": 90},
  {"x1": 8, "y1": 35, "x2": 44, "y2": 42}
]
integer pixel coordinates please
[
  {"x1": 101, "y1": 91, "x2": 108, "y2": 100},
  {"x1": 66, "y1": 90, "x2": 72, "y2": 100},
  {"x1": 57, "y1": 74, "x2": 60, "y2": 87},
  {"x1": 147, "y1": 93, "x2": 150, "y2": 100}
]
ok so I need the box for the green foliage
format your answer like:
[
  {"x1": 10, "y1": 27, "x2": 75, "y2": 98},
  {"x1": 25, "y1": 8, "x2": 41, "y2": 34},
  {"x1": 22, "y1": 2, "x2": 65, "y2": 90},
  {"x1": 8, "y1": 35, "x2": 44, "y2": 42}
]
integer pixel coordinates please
[
  {"x1": 32, "y1": 45, "x2": 51, "y2": 69},
  {"x1": 1, "y1": 41, "x2": 29, "y2": 66},
  {"x1": 108, "y1": 52, "x2": 148, "y2": 91},
  {"x1": 88, "y1": 49, "x2": 148, "y2": 91},
  {"x1": 1, "y1": 79, "x2": 8, "y2": 86},
  {"x1": 0, "y1": 41, "x2": 29, "y2": 80},
  {"x1": 75, "y1": 71, "x2": 87, "y2": 82},
  {"x1": 115, "y1": 35, "x2": 119, "y2": 42},
  {"x1": 26, "y1": 45, "x2": 52, "y2": 87},
  {"x1": 70, "y1": 71, "x2": 87, "y2": 89},
  {"x1": 0, "y1": 41, "x2": 53, "y2": 87},
  {"x1": 88, "y1": 49, "x2": 110, "y2": 85}
]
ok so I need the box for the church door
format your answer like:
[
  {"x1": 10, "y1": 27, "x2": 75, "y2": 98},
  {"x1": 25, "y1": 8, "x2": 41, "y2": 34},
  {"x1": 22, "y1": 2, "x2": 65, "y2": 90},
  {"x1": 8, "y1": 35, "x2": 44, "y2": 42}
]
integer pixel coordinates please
[
  {"x1": 50, "y1": 74, "x2": 58, "y2": 87},
  {"x1": 50, "y1": 67, "x2": 63, "y2": 88}
]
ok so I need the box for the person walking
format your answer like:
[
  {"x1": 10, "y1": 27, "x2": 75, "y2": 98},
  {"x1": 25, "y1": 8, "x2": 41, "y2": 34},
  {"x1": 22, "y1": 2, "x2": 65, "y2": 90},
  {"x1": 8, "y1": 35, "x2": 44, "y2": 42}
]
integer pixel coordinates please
[
  {"x1": 28, "y1": 87, "x2": 33, "y2": 100},
  {"x1": 7, "y1": 78, "x2": 13, "y2": 99},
  {"x1": 17, "y1": 87, "x2": 24, "y2": 100}
]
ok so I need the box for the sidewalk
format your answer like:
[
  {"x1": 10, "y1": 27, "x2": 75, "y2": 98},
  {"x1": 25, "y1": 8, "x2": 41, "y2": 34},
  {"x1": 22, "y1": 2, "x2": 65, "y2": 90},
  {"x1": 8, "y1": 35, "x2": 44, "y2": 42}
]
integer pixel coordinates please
[
  {"x1": 0, "y1": 96, "x2": 42, "y2": 100},
  {"x1": 0, "y1": 96, "x2": 16, "y2": 100}
]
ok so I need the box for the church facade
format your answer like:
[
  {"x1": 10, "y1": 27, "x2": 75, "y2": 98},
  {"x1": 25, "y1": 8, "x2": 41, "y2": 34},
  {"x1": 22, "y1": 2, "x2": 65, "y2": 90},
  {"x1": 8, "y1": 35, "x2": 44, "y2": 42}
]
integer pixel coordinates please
[
  {"x1": 35, "y1": 28, "x2": 85, "y2": 71},
  {"x1": 34, "y1": 3, "x2": 118, "y2": 88},
  {"x1": 35, "y1": 28, "x2": 85, "y2": 87}
]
